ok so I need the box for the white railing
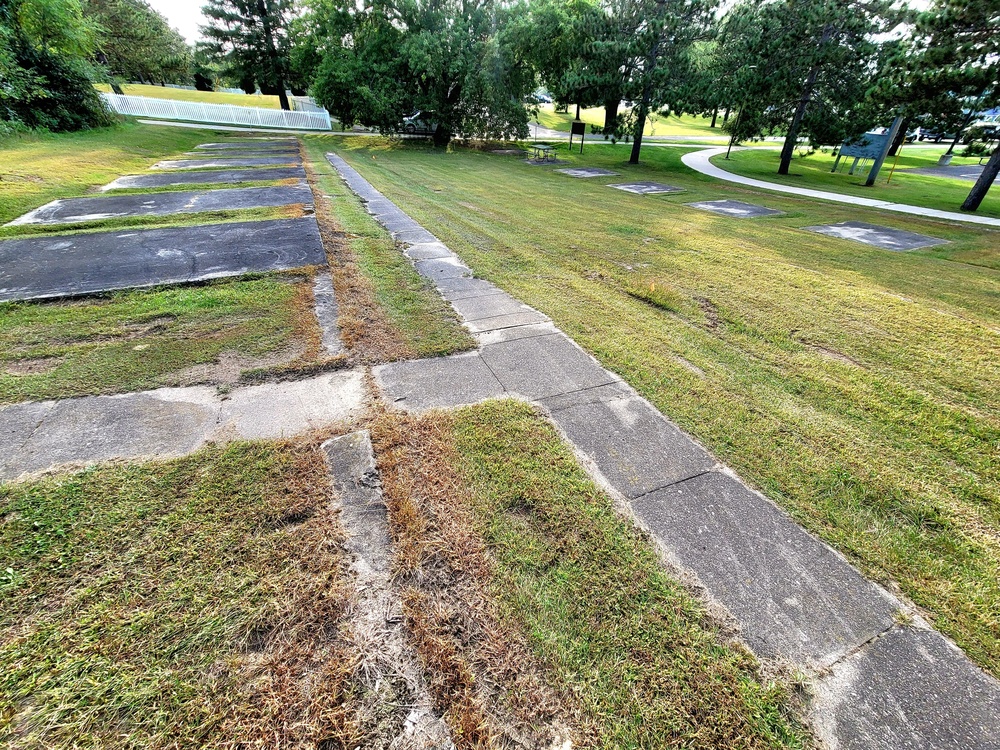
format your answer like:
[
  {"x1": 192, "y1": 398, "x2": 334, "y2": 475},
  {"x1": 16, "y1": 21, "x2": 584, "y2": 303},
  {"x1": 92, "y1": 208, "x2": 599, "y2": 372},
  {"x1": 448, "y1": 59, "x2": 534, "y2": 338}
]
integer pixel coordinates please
[{"x1": 100, "y1": 93, "x2": 332, "y2": 131}]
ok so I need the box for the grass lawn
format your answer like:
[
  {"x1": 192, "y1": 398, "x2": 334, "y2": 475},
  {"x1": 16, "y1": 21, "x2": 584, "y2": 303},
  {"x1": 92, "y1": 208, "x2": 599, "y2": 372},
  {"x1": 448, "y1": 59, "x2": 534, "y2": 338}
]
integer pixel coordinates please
[
  {"x1": 534, "y1": 103, "x2": 727, "y2": 140},
  {"x1": 716, "y1": 145, "x2": 1000, "y2": 219},
  {"x1": 331, "y1": 137, "x2": 1000, "y2": 678},
  {"x1": 374, "y1": 400, "x2": 807, "y2": 748},
  {"x1": 95, "y1": 82, "x2": 283, "y2": 109},
  {"x1": 0, "y1": 276, "x2": 322, "y2": 404},
  {"x1": 301, "y1": 136, "x2": 474, "y2": 361},
  {"x1": 0, "y1": 441, "x2": 361, "y2": 748},
  {"x1": 0, "y1": 122, "x2": 228, "y2": 225}
]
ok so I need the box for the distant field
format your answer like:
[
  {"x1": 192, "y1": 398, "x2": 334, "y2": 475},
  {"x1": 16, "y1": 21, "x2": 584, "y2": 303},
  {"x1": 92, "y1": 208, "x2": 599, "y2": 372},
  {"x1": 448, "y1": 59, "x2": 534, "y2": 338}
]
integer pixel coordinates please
[
  {"x1": 533, "y1": 103, "x2": 726, "y2": 139},
  {"x1": 95, "y1": 83, "x2": 283, "y2": 109}
]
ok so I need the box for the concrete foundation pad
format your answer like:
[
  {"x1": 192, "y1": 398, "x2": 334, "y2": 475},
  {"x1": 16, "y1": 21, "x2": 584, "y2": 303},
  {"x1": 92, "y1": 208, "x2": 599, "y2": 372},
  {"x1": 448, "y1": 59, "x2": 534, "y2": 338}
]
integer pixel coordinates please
[
  {"x1": 540, "y1": 384, "x2": 715, "y2": 498},
  {"x1": 0, "y1": 217, "x2": 326, "y2": 302},
  {"x1": 474, "y1": 322, "x2": 560, "y2": 345},
  {"x1": 631, "y1": 471, "x2": 900, "y2": 665},
  {"x1": 480, "y1": 333, "x2": 618, "y2": 400},
  {"x1": 196, "y1": 141, "x2": 296, "y2": 150},
  {"x1": 0, "y1": 370, "x2": 365, "y2": 480},
  {"x1": 907, "y1": 164, "x2": 984, "y2": 182},
  {"x1": 312, "y1": 272, "x2": 343, "y2": 357},
  {"x1": 809, "y1": 627, "x2": 1000, "y2": 750},
  {"x1": 393, "y1": 227, "x2": 439, "y2": 245},
  {"x1": 686, "y1": 199, "x2": 784, "y2": 218},
  {"x1": 375, "y1": 352, "x2": 505, "y2": 412},
  {"x1": 183, "y1": 147, "x2": 299, "y2": 157},
  {"x1": 449, "y1": 291, "x2": 545, "y2": 322},
  {"x1": 555, "y1": 167, "x2": 620, "y2": 178},
  {"x1": 802, "y1": 221, "x2": 948, "y2": 250},
  {"x1": 8, "y1": 183, "x2": 313, "y2": 226},
  {"x1": 101, "y1": 166, "x2": 306, "y2": 191},
  {"x1": 152, "y1": 156, "x2": 300, "y2": 170},
  {"x1": 609, "y1": 181, "x2": 684, "y2": 194}
]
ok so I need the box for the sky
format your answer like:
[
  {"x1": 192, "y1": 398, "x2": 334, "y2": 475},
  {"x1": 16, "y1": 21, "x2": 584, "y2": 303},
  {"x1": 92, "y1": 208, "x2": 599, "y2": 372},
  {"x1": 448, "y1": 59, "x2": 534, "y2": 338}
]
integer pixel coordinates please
[{"x1": 147, "y1": 0, "x2": 207, "y2": 44}]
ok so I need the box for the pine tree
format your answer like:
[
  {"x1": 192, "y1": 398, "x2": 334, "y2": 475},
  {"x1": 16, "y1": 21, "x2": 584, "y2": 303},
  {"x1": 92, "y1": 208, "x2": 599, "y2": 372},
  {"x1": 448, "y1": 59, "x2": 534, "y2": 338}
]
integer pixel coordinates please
[{"x1": 201, "y1": 0, "x2": 293, "y2": 109}]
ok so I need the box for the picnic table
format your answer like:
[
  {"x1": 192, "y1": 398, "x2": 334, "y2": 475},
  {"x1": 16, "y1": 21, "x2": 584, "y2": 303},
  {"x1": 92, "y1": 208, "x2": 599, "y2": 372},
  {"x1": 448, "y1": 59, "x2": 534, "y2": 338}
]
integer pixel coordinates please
[{"x1": 531, "y1": 144, "x2": 555, "y2": 162}]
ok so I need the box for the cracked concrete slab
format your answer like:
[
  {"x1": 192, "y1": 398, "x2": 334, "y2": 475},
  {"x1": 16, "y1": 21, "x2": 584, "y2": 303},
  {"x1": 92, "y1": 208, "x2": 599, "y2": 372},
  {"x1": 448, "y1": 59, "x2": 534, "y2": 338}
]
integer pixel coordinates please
[
  {"x1": 101, "y1": 166, "x2": 306, "y2": 191},
  {"x1": 540, "y1": 383, "x2": 715, "y2": 498},
  {"x1": 152, "y1": 156, "x2": 300, "y2": 170},
  {"x1": 414, "y1": 256, "x2": 473, "y2": 281},
  {"x1": 686, "y1": 199, "x2": 784, "y2": 218},
  {"x1": 0, "y1": 370, "x2": 364, "y2": 480},
  {"x1": 464, "y1": 311, "x2": 551, "y2": 333},
  {"x1": 0, "y1": 217, "x2": 326, "y2": 302},
  {"x1": 631, "y1": 471, "x2": 900, "y2": 665},
  {"x1": 473, "y1": 322, "x2": 560, "y2": 345},
  {"x1": 809, "y1": 627, "x2": 1000, "y2": 750},
  {"x1": 8, "y1": 183, "x2": 313, "y2": 226},
  {"x1": 802, "y1": 221, "x2": 948, "y2": 250},
  {"x1": 374, "y1": 352, "x2": 505, "y2": 412},
  {"x1": 555, "y1": 167, "x2": 620, "y2": 178},
  {"x1": 393, "y1": 227, "x2": 439, "y2": 245},
  {"x1": 312, "y1": 272, "x2": 343, "y2": 357},
  {"x1": 403, "y1": 241, "x2": 454, "y2": 260},
  {"x1": 609, "y1": 181, "x2": 684, "y2": 195},
  {"x1": 435, "y1": 276, "x2": 505, "y2": 300},
  {"x1": 449, "y1": 292, "x2": 547, "y2": 323},
  {"x1": 480, "y1": 333, "x2": 618, "y2": 400}
]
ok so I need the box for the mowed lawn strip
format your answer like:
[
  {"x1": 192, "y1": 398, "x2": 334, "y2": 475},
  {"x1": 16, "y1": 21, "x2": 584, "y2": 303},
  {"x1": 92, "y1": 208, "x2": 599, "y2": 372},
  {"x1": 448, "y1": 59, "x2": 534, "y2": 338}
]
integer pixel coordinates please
[
  {"x1": 0, "y1": 276, "x2": 317, "y2": 404},
  {"x1": 336, "y1": 139, "x2": 1000, "y2": 676},
  {"x1": 302, "y1": 136, "x2": 474, "y2": 361},
  {"x1": 716, "y1": 145, "x2": 1000, "y2": 220},
  {"x1": 0, "y1": 123, "x2": 225, "y2": 225},
  {"x1": 0, "y1": 442, "x2": 360, "y2": 748},
  {"x1": 374, "y1": 400, "x2": 808, "y2": 748},
  {"x1": 534, "y1": 103, "x2": 727, "y2": 140}
]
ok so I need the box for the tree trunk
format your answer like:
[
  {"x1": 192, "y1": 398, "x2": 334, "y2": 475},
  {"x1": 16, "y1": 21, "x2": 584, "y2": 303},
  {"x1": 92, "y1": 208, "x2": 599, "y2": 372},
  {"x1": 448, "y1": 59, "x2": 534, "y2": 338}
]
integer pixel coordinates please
[
  {"x1": 432, "y1": 126, "x2": 452, "y2": 147},
  {"x1": 575, "y1": 103, "x2": 581, "y2": 120},
  {"x1": 778, "y1": 64, "x2": 820, "y2": 175},
  {"x1": 710, "y1": 106, "x2": 718, "y2": 128},
  {"x1": 629, "y1": 108, "x2": 648, "y2": 164},
  {"x1": 887, "y1": 117, "x2": 910, "y2": 157},
  {"x1": 723, "y1": 108, "x2": 729, "y2": 125},
  {"x1": 604, "y1": 98, "x2": 619, "y2": 134},
  {"x1": 257, "y1": 0, "x2": 290, "y2": 110},
  {"x1": 277, "y1": 88, "x2": 290, "y2": 111},
  {"x1": 961, "y1": 146, "x2": 1000, "y2": 212}
]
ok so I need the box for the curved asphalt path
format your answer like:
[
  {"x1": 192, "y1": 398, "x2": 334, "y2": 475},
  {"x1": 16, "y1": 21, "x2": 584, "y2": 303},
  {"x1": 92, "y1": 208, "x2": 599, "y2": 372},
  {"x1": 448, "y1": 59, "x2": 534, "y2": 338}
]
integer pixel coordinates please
[{"x1": 681, "y1": 146, "x2": 1000, "y2": 228}]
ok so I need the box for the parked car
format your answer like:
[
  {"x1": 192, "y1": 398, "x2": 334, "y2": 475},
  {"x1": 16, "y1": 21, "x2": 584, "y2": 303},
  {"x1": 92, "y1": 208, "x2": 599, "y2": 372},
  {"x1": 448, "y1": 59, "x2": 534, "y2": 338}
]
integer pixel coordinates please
[
  {"x1": 402, "y1": 112, "x2": 437, "y2": 135},
  {"x1": 918, "y1": 127, "x2": 960, "y2": 143}
]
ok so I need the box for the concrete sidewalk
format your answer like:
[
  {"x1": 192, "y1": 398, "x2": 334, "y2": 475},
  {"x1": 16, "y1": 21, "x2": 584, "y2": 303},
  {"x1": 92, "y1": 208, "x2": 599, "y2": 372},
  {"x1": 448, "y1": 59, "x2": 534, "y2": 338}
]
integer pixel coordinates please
[
  {"x1": 682, "y1": 146, "x2": 1000, "y2": 228},
  {"x1": 326, "y1": 150, "x2": 1000, "y2": 750}
]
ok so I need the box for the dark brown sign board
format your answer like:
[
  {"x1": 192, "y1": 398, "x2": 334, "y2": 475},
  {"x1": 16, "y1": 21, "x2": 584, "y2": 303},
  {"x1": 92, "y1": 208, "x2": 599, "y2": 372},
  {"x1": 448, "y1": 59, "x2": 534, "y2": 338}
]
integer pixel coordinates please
[{"x1": 569, "y1": 120, "x2": 586, "y2": 153}]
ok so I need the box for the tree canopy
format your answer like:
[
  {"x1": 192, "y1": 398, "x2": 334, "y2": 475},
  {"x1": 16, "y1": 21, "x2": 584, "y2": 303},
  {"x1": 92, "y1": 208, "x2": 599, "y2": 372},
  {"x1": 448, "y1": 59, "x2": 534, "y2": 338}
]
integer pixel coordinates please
[{"x1": 86, "y1": 0, "x2": 191, "y2": 85}]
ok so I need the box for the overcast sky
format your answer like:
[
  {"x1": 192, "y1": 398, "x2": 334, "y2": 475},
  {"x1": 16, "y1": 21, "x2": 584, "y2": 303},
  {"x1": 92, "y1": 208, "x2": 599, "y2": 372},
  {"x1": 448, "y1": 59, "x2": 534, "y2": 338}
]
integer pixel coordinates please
[{"x1": 147, "y1": 0, "x2": 207, "y2": 44}]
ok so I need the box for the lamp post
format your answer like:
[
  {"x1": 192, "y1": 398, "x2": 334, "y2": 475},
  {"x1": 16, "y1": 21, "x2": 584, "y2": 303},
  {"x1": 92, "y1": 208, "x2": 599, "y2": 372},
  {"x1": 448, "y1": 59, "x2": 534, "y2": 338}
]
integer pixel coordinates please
[{"x1": 725, "y1": 65, "x2": 758, "y2": 160}]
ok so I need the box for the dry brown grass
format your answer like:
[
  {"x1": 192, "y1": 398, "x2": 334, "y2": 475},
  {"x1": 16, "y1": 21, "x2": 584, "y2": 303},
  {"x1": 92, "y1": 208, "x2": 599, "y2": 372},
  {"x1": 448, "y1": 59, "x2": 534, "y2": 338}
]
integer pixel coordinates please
[
  {"x1": 371, "y1": 410, "x2": 580, "y2": 749},
  {"x1": 300, "y1": 141, "x2": 416, "y2": 363}
]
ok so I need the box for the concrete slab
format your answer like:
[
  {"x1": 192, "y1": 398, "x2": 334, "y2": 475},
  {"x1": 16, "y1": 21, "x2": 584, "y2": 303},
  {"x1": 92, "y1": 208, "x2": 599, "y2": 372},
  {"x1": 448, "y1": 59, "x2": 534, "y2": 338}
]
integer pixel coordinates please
[
  {"x1": 374, "y1": 352, "x2": 505, "y2": 412},
  {"x1": 8, "y1": 183, "x2": 313, "y2": 226},
  {"x1": 631, "y1": 471, "x2": 900, "y2": 665},
  {"x1": 802, "y1": 221, "x2": 948, "y2": 251},
  {"x1": 413, "y1": 257, "x2": 473, "y2": 281},
  {"x1": 0, "y1": 217, "x2": 326, "y2": 302},
  {"x1": 404, "y1": 242, "x2": 454, "y2": 260},
  {"x1": 101, "y1": 166, "x2": 306, "y2": 191},
  {"x1": 449, "y1": 291, "x2": 545, "y2": 322},
  {"x1": 322, "y1": 430, "x2": 391, "y2": 575},
  {"x1": 907, "y1": 164, "x2": 984, "y2": 182},
  {"x1": 480, "y1": 333, "x2": 618, "y2": 400},
  {"x1": 392, "y1": 227, "x2": 438, "y2": 245},
  {"x1": 464, "y1": 311, "x2": 552, "y2": 333},
  {"x1": 435, "y1": 276, "x2": 504, "y2": 301},
  {"x1": 196, "y1": 141, "x2": 296, "y2": 150},
  {"x1": 0, "y1": 370, "x2": 365, "y2": 480},
  {"x1": 540, "y1": 384, "x2": 715, "y2": 498},
  {"x1": 152, "y1": 156, "x2": 299, "y2": 170},
  {"x1": 312, "y1": 272, "x2": 343, "y2": 357},
  {"x1": 809, "y1": 627, "x2": 1000, "y2": 750},
  {"x1": 686, "y1": 199, "x2": 784, "y2": 218},
  {"x1": 181, "y1": 149, "x2": 300, "y2": 160},
  {"x1": 555, "y1": 167, "x2": 620, "y2": 178},
  {"x1": 608, "y1": 181, "x2": 684, "y2": 195},
  {"x1": 474, "y1": 322, "x2": 560, "y2": 345}
]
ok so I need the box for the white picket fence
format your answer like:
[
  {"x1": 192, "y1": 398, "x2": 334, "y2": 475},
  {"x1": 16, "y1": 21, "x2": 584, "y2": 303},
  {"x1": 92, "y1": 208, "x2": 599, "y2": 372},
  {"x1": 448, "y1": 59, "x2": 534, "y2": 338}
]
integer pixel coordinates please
[{"x1": 100, "y1": 93, "x2": 332, "y2": 131}]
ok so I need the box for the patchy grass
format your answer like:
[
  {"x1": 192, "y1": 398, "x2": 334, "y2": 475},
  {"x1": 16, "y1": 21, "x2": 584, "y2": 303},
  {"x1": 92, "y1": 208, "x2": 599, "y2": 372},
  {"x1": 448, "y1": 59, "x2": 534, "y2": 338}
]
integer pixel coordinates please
[
  {"x1": 334, "y1": 138, "x2": 1000, "y2": 677},
  {"x1": 372, "y1": 401, "x2": 808, "y2": 748},
  {"x1": 0, "y1": 122, "x2": 224, "y2": 224},
  {"x1": 0, "y1": 276, "x2": 319, "y2": 404},
  {"x1": 533, "y1": 103, "x2": 727, "y2": 139},
  {"x1": 717, "y1": 145, "x2": 1000, "y2": 219},
  {"x1": 0, "y1": 441, "x2": 362, "y2": 748},
  {"x1": 301, "y1": 136, "x2": 474, "y2": 362},
  {"x1": 95, "y1": 82, "x2": 284, "y2": 109}
]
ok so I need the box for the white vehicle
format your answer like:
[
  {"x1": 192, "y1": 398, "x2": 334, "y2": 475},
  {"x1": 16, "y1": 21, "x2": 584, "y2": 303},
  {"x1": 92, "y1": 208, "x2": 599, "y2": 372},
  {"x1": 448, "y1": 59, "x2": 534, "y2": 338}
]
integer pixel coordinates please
[{"x1": 402, "y1": 112, "x2": 437, "y2": 135}]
